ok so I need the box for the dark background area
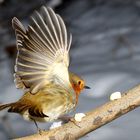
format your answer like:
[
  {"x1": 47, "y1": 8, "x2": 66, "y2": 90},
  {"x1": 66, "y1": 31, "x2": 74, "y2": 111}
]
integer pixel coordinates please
[{"x1": 0, "y1": 0, "x2": 140, "y2": 139}]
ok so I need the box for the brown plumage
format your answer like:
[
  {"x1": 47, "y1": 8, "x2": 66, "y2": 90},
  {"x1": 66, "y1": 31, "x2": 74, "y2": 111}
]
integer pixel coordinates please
[{"x1": 0, "y1": 84, "x2": 75, "y2": 122}]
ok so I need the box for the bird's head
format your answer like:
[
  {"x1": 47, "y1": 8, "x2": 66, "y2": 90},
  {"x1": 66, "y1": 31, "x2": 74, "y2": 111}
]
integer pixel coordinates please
[{"x1": 69, "y1": 72, "x2": 90, "y2": 103}]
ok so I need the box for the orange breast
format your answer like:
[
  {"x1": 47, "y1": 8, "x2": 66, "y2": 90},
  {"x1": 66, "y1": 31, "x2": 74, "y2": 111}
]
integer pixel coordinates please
[{"x1": 71, "y1": 84, "x2": 81, "y2": 105}]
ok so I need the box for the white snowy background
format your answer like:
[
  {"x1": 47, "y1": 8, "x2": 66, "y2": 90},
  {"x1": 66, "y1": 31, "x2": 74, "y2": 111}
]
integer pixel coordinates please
[{"x1": 0, "y1": 0, "x2": 140, "y2": 139}]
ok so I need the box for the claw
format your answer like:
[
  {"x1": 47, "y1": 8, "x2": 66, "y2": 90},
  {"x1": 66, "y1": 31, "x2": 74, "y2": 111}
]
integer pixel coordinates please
[
  {"x1": 69, "y1": 118, "x2": 81, "y2": 128},
  {"x1": 38, "y1": 129, "x2": 45, "y2": 135},
  {"x1": 58, "y1": 115, "x2": 81, "y2": 128}
]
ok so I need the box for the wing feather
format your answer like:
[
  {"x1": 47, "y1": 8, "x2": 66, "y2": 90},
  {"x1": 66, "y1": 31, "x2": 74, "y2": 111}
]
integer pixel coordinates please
[{"x1": 12, "y1": 6, "x2": 72, "y2": 93}]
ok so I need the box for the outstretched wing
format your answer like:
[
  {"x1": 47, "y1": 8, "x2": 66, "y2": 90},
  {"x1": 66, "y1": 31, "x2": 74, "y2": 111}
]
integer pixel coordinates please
[{"x1": 12, "y1": 6, "x2": 72, "y2": 93}]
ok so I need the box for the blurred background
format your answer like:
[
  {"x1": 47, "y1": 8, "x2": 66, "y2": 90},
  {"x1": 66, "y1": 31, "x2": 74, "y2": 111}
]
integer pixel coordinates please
[{"x1": 0, "y1": 0, "x2": 140, "y2": 139}]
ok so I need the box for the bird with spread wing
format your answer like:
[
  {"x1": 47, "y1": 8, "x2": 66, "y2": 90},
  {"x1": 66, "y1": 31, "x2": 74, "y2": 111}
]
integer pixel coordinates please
[{"x1": 0, "y1": 6, "x2": 90, "y2": 132}]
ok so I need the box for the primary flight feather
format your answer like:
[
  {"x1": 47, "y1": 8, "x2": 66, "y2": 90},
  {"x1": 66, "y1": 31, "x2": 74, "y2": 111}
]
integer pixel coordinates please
[{"x1": 13, "y1": 6, "x2": 72, "y2": 93}]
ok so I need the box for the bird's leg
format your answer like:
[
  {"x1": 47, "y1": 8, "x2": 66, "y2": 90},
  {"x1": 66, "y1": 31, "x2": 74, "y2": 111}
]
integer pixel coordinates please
[
  {"x1": 58, "y1": 115, "x2": 72, "y2": 123},
  {"x1": 59, "y1": 115, "x2": 81, "y2": 128},
  {"x1": 32, "y1": 119, "x2": 43, "y2": 135}
]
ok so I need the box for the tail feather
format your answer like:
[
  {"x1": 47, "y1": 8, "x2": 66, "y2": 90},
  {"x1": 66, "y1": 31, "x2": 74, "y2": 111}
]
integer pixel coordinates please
[{"x1": 0, "y1": 103, "x2": 14, "y2": 111}]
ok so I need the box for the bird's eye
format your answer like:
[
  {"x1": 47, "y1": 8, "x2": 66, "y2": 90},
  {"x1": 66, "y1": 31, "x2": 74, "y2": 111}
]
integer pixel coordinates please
[{"x1": 78, "y1": 81, "x2": 81, "y2": 85}]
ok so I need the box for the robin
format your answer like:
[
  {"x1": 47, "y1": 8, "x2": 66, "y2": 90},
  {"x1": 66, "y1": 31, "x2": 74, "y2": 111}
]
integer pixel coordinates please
[{"x1": 0, "y1": 6, "x2": 90, "y2": 132}]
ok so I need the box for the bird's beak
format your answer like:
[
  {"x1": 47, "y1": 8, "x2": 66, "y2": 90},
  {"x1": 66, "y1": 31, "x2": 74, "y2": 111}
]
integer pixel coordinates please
[{"x1": 84, "y1": 85, "x2": 91, "y2": 89}]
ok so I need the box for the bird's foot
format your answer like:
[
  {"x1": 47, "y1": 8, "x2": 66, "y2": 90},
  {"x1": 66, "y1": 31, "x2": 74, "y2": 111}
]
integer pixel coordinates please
[
  {"x1": 58, "y1": 115, "x2": 72, "y2": 123},
  {"x1": 59, "y1": 115, "x2": 81, "y2": 128},
  {"x1": 37, "y1": 128, "x2": 45, "y2": 135},
  {"x1": 69, "y1": 118, "x2": 81, "y2": 128}
]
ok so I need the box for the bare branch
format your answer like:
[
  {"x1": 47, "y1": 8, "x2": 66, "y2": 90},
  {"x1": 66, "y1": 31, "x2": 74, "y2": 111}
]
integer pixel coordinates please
[{"x1": 15, "y1": 84, "x2": 140, "y2": 140}]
